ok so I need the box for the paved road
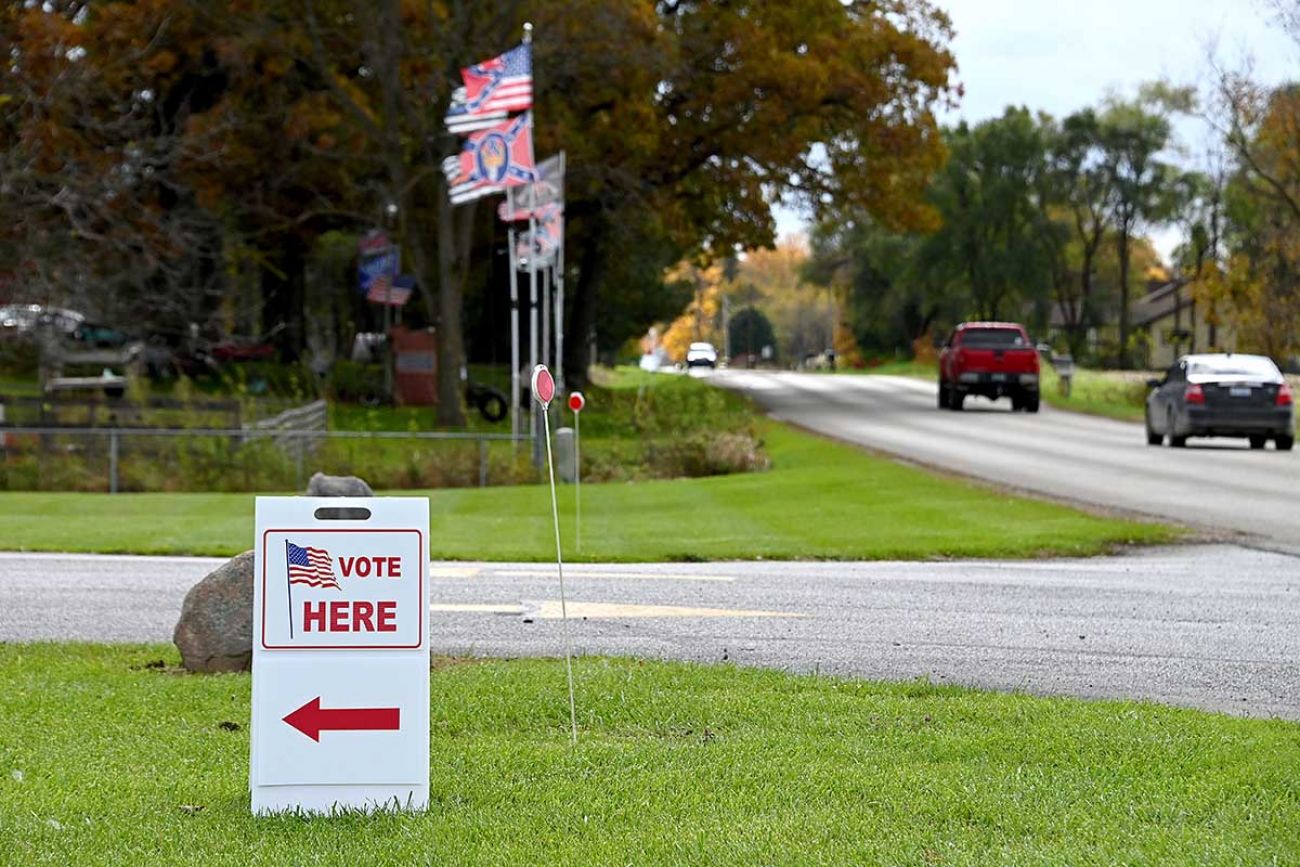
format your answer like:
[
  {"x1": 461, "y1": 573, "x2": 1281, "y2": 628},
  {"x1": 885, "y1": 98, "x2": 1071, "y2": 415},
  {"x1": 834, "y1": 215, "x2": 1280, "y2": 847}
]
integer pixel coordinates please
[
  {"x1": 2, "y1": 547, "x2": 1296, "y2": 719},
  {"x1": 710, "y1": 370, "x2": 1300, "y2": 550}
]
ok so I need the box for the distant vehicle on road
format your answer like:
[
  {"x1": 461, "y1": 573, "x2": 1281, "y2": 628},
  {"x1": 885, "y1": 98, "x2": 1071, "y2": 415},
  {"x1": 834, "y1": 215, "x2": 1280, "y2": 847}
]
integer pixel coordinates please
[
  {"x1": 938, "y1": 322, "x2": 1040, "y2": 412},
  {"x1": 1145, "y1": 353, "x2": 1294, "y2": 450},
  {"x1": 0, "y1": 304, "x2": 84, "y2": 336},
  {"x1": 686, "y1": 341, "x2": 718, "y2": 368}
]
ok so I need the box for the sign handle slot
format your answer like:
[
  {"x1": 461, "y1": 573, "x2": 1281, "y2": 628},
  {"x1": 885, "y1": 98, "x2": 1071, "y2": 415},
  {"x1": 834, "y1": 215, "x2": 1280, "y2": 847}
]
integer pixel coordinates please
[{"x1": 313, "y1": 507, "x2": 373, "y2": 521}]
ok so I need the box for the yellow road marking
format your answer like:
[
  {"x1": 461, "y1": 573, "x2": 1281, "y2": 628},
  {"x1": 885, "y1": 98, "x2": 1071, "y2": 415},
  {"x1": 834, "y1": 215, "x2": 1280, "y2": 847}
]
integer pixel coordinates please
[
  {"x1": 535, "y1": 601, "x2": 803, "y2": 620},
  {"x1": 428, "y1": 566, "x2": 482, "y2": 578}
]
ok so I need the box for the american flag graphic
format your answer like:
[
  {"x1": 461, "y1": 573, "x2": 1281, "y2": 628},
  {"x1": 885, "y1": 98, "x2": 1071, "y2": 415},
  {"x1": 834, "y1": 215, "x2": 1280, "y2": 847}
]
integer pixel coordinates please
[
  {"x1": 286, "y1": 542, "x2": 340, "y2": 590},
  {"x1": 366, "y1": 274, "x2": 413, "y2": 307},
  {"x1": 444, "y1": 43, "x2": 532, "y2": 134},
  {"x1": 365, "y1": 271, "x2": 392, "y2": 303}
]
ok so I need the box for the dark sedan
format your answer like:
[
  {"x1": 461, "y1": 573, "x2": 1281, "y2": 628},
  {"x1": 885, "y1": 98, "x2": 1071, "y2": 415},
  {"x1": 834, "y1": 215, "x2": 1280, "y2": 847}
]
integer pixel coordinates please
[{"x1": 1145, "y1": 353, "x2": 1294, "y2": 450}]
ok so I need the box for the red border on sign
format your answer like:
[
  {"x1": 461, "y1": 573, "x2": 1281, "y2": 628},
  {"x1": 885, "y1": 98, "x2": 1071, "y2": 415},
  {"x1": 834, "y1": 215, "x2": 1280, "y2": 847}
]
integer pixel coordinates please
[{"x1": 260, "y1": 528, "x2": 425, "y2": 650}]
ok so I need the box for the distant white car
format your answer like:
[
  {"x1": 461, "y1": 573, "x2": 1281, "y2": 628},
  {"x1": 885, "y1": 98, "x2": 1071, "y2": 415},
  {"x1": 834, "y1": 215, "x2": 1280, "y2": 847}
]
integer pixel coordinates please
[{"x1": 686, "y1": 342, "x2": 718, "y2": 368}]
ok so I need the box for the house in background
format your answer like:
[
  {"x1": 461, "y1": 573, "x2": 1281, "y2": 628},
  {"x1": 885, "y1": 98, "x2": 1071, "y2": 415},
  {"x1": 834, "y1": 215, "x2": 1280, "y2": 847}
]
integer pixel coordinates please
[{"x1": 1131, "y1": 278, "x2": 1236, "y2": 370}]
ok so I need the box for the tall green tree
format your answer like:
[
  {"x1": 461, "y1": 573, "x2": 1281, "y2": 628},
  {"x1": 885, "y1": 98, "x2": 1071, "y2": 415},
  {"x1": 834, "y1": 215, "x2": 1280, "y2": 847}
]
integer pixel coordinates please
[
  {"x1": 1040, "y1": 109, "x2": 1114, "y2": 357},
  {"x1": 551, "y1": 0, "x2": 956, "y2": 382},
  {"x1": 920, "y1": 107, "x2": 1053, "y2": 322},
  {"x1": 1098, "y1": 87, "x2": 1186, "y2": 365}
]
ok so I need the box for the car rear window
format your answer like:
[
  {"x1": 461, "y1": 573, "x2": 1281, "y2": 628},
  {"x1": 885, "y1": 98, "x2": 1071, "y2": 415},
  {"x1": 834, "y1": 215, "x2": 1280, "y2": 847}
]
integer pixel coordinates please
[
  {"x1": 1187, "y1": 356, "x2": 1281, "y2": 380},
  {"x1": 958, "y1": 328, "x2": 1027, "y2": 348}
]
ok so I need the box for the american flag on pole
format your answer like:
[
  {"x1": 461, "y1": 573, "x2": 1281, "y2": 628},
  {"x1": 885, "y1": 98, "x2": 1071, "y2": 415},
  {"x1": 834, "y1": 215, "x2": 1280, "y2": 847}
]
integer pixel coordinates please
[
  {"x1": 367, "y1": 274, "x2": 413, "y2": 307},
  {"x1": 286, "y1": 542, "x2": 340, "y2": 590},
  {"x1": 442, "y1": 113, "x2": 537, "y2": 205},
  {"x1": 365, "y1": 271, "x2": 392, "y2": 304},
  {"x1": 444, "y1": 43, "x2": 532, "y2": 134}
]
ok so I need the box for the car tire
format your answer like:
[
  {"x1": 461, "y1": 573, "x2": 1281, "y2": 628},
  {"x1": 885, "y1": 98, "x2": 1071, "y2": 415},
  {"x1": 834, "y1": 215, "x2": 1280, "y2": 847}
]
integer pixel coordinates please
[
  {"x1": 937, "y1": 382, "x2": 949, "y2": 410},
  {"x1": 1010, "y1": 394, "x2": 1024, "y2": 412},
  {"x1": 1145, "y1": 416, "x2": 1162, "y2": 446},
  {"x1": 1025, "y1": 395, "x2": 1040, "y2": 413},
  {"x1": 1277, "y1": 435, "x2": 1295, "y2": 452},
  {"x1": 476, "y1": 391, "x2": 508, "y2": 423},
  {"x1": 950, "y1": 392, "x2": 965, "y2": 411},
  {"x1": 1249, "y1": 435, "x2": 1267, "y2": 450},
  {"x1": 1167, "y1": 410, "x2": 1187, "y2": 447}
]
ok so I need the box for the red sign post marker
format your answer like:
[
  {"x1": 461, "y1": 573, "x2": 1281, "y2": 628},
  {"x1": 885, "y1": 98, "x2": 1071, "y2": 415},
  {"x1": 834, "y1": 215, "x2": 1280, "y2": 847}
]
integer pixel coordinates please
[
  {"x1": 532, "y1": 364, "x2": 578, "y2": 744},
  {"x1": 567, "y1": 391, "x2": 585, "y2": 552}
]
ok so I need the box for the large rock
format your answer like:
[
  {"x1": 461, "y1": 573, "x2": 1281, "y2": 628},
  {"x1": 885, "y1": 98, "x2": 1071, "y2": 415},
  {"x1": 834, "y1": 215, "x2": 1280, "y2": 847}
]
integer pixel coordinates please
[
  {"x1": 306, "y1": 472, "x2": 374, "y2": 497},
  {"x1": 173, "y1": 551, "x2": 254, "y2": 673}
]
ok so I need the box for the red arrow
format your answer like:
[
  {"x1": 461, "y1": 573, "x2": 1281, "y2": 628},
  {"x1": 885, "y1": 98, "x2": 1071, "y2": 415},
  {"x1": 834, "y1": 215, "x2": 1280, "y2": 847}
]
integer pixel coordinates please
[{"x1": 282, "y1": 697, "x2": 400, "y2": 742}]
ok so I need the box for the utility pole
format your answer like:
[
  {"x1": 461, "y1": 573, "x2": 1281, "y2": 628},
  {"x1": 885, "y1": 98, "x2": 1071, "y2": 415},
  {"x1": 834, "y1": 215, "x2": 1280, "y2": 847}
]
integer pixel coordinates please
[{"x1": 721, "y1": 293, "x2": 730, "y2": 365}]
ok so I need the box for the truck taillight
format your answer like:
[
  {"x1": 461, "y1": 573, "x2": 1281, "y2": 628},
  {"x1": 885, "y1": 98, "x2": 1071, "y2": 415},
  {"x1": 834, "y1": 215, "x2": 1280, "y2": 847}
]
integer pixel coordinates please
[
  {"x1": 1184, "y1": 383, "x2": 1206, "y2": 405},
  {"x1": 1278, "y1": 383, "x2": 1294, "y2": 407}
]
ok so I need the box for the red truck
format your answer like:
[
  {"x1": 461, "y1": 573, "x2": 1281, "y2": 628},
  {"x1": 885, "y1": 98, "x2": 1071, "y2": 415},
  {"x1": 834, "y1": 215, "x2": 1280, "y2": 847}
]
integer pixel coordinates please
[{"x1": 938, "y1": 322, "x2": 1040, "y2": 412}]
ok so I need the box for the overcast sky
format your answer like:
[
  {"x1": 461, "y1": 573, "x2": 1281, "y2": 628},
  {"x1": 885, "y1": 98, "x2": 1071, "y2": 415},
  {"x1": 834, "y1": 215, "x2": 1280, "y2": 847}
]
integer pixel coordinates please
[{"x1": 774, "y1": 0, "x2": 1298, "y2": 254}]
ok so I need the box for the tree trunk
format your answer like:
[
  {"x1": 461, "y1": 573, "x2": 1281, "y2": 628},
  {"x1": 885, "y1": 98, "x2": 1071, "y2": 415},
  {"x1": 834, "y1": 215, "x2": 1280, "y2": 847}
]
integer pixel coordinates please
[
  {"x1": 564, "y1": 212, "x2": 609, "y2": 388},
  {"x1": 261, "y1": 236, "x2": 306, "y2": 361},
  {"x1": 435, "y1": 178, "x2": 467, "y2": 427},
  {"x1": 1117, "y1": 223, "x2": 1132, "y2": 368},
  {"x1": 1072, "y1": 246, "x2": 1096, "y2": 359}
]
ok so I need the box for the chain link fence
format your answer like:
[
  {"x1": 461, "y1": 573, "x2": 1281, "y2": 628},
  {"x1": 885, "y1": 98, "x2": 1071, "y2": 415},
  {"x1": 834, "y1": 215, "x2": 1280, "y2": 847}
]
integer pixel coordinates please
[{"x1": 0, "y1": 425, "x2": 533, "y2": 493}]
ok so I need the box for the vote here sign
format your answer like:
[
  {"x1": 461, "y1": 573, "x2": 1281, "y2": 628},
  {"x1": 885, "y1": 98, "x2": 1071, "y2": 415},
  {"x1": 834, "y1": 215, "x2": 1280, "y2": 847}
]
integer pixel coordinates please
[{"x1": 250, "y1": 496, "x2": 430, "y2": 815}]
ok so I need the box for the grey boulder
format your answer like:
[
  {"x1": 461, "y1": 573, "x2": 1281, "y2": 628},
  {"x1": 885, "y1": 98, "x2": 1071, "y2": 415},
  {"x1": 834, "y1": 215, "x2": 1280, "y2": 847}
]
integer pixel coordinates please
[
  {"x1": 306, "y1": 472, "x2": 374, "y2": 497},
  {"x1": 173, "y1": 551, "x2": 254, "y2": 673}
]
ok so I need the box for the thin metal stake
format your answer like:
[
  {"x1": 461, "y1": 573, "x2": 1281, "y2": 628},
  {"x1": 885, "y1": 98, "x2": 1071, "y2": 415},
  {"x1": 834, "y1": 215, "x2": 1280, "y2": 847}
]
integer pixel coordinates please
[
  {"x1": 108, "y1": 429, "x2": 119, "y2": 494},
  {"x1": 574, "y1": 409, "x2": 581, "y2": 553},
  {"x1": 541, "y1": 407, "x2": 578, "y2": 745}
]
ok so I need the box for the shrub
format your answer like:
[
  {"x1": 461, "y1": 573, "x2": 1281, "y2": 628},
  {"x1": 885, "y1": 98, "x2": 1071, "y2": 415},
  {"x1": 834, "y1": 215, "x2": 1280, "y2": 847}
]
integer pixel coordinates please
[{"x1": 644, "y1": 430, "x2": 769, "y2": 479}]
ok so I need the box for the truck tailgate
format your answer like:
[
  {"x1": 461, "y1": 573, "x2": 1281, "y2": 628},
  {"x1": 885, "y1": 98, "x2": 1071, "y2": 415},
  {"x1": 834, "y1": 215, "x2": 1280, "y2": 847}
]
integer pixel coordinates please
[{"x1": 957, "y1": 348, "x2": 1038, "y2": 374}]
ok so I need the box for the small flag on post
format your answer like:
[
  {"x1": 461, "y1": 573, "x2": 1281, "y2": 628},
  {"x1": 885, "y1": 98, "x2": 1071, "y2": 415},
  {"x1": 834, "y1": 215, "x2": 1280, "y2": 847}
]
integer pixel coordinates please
[
  {"x1": 442, "y1": 113, "x2": 538, "y2": 205},
  {"x1": 443, "y1": 43, "x2": 533, "y2": 134}
]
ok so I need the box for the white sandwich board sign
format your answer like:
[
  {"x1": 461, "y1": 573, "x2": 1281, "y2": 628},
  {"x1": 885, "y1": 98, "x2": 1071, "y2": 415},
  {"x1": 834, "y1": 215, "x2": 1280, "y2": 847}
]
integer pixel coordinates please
[{"x1": 250, "y1": 496, "x2": 429, "y2": 814}]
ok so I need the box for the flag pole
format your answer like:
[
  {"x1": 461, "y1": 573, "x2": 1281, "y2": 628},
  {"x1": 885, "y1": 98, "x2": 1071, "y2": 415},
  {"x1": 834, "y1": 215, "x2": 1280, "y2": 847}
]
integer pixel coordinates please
[
  {"x1": 521, "y1": 21, "x2": 541, "y2": 466},
  {"x1": 529, "y1": 213, "x2": 541, "y2": 466},
  {"x1": 555, "y1": 152, "x2": 566, "y2": 392},
  {"x1": 541, "y1": 259, "x2": 551, "y2": 370},
  {"x1": 284, "y1": 539, "x2": 294, "y2": 640},
  {"x1": 507, "y1": 188, "x2": 521, "y2": 445}
]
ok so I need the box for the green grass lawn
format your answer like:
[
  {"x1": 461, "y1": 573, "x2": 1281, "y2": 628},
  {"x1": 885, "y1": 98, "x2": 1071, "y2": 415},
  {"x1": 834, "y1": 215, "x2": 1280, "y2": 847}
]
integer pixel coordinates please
[
  {"x1": 844, "y1": 359, "x2": 938, "y2": 378},
  {"x1": 1, "y1": 645, "x2": 1296, "y2": 865},
  {"x1": 0, "y1": 422, "x2": 1175, "y2": 559},
  {"x1": 1040, "y1": 366, "x2": 1151, "y2": 422},
  {"x1": 851, "y1": 357, "x2": 1155, "y2": 422}
]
